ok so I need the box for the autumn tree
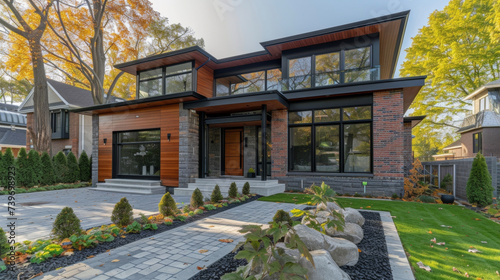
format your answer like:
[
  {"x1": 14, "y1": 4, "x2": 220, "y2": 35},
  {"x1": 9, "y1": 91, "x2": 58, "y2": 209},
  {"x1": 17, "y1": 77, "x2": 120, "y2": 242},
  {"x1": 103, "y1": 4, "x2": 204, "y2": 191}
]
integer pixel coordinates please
[
  {"x1": 400, "y1": 0, "x2": 500, "y2": 159},
  {"x1": 0, "y1": 0, "x2": 53, "y2": 153}
]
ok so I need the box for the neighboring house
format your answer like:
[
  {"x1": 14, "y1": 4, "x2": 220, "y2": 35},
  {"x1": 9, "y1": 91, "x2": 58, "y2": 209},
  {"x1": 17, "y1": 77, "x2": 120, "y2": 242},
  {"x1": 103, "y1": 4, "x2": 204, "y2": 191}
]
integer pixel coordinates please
[
  {"x1": 18, "y1": 79, "x2": 96, "y2": 156},
  {"x1": 75, "y1": 11, "x2": 426, "y2": 196},
  {"x1": 0, "y1": 105, "x2": 27, "y2": 157},
  {"x1": 434, "y1": 79, "x2": 500, "y2": 161}
]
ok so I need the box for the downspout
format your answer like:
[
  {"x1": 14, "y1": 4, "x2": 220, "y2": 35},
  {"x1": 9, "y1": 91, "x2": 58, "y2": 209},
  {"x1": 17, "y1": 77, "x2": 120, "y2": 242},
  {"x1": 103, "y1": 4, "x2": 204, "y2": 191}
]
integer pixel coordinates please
[{"x1": 195, "y1": 58, "x2": 211, "y2": 177}]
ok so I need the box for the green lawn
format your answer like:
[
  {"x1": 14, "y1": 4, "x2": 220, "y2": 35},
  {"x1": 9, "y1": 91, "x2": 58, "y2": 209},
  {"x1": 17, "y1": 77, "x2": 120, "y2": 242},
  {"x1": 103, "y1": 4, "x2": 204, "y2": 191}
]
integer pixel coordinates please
[{"x1": 259, "y1": 194, "x2": 500, "y2": 280}]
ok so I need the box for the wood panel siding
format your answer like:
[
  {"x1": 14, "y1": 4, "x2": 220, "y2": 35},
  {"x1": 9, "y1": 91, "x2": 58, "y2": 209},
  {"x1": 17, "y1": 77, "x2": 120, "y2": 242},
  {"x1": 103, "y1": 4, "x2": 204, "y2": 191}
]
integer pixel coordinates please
[
  {"x1": 196, "y1": 61, "x2": 214, "y2": 98},
  {"x1": 98, "y1": 104, "x2": 180, "y2": 186}
]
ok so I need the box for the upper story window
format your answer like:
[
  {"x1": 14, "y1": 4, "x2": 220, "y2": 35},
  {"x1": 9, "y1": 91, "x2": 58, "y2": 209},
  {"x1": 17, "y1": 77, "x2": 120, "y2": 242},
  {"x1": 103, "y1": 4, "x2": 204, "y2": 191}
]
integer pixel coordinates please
[
  {"x1": 284, "y1": 46, "x2": 378, "y2": 91},
  {"x1": 50, "y1": 110, "x2": 69, "y2": 139},
  {"x1": 138, "y1": 62, "x2": 192, "y2": 99},
  {"x1": 215, "y1": 68, "x2": 282, "y2": 97}
]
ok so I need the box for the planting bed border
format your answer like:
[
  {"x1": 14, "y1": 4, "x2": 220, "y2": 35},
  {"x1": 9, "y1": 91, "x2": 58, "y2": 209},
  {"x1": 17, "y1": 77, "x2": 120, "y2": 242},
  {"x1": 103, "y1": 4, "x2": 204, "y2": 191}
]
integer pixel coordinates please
[
  {"x1": 189, "y1": 211, "x2": 392, "y2": 280},
  {"x1": 1, "y1": 195, "x2": 261, "y2": 280}
]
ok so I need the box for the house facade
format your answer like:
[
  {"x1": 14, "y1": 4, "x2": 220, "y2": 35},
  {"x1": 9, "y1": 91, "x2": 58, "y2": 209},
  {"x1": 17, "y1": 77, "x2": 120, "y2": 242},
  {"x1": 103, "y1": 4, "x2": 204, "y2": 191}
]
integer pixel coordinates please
[
  {"x1": 18, "y1": 79, "x2": 99, "y2": 156},
  {"x1": 77, "y1": 11, "x2": 425, "y2": 196},
  {"x1": 435, "y1": 79, "x2": 500, "y2": 160},
  {"x1": 0, "y1": 105, "x2": 27, "y2": 157}
]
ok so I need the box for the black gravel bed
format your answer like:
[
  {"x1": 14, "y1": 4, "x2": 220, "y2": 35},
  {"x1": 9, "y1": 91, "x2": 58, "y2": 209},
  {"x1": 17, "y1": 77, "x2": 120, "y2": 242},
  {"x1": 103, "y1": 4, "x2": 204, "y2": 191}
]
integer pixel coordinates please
[
  {"x1": 0, "y1": 195, "x2": 261, "y2": 280},
  {"x1": 189, "y1": 211, "x2": 392, "y2": 280}
]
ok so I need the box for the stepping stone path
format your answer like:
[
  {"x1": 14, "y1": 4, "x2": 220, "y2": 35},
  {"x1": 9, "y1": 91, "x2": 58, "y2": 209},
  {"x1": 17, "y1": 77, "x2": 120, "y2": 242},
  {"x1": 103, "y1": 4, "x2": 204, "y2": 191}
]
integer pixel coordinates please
[{"x1": 37, "y1": 201, "x2": 307, "y2": 280}]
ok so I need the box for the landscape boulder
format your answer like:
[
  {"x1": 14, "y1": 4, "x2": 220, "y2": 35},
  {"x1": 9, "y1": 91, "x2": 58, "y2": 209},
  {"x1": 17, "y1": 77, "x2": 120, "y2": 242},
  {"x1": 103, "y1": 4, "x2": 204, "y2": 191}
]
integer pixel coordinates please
[
  {"x1": 344, "y1": 207, "x2": 365, "y2": 226},
  {"x1": 299, "y1": 249, "x2": 352, "y2": 280},
  {"x1": 326, "y1": 222, "x2": 364, "y2": 244}
]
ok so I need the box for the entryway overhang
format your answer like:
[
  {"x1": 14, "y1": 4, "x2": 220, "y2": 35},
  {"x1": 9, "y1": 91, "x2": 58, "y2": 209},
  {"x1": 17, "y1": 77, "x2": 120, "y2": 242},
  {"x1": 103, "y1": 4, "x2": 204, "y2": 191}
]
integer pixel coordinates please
[{"x1": 184, "y1": 90, "x2": 289, "y2": 114}]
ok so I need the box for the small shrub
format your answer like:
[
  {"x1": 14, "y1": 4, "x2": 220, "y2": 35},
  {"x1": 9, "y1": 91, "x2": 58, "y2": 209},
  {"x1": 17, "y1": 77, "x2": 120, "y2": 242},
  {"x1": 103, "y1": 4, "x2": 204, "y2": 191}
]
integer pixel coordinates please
[
  {"x1": 94, "y1": 232, "x2": 115, "y2": 243},
  {"x1": 404, "y1": 159, "x2": 428, "y2": 199},
  {"x1": 66, "y1": 152, "x2": 80, "y2": 183},
  {"x1": 211, "y1": 184, "x2": 223, "y2": 203},
  {"x1": 52, "y1": 207, "x2": 82, "y2": 240},
  {"x1": 466, "y1": 153, "x2": 493, "y2": 207},
  {"x1": 391, "y1": 193, "x2": 399, "y2": 200},
  {"x1": 191, "y1": 188, "x2": 204, "y2": 208},
  {"x1": 139, "y1": 213, "x2": 150, "y2": 225},
  {"x1": 272, "y1": 209, "x2": 293, "y2": 226},
  {"x1": 183, "y1": 204, "x2": 191, "y2": 213},
  {"x1": 440, "y1": 174, "x2": 453, "y2": 190},
  {"x1": 175, "y1": 215, "x2": 187, "y2": 221},
  {"x1": 30, "y1": 244, "x2": 64, "y2": 264},
  {"x1": 126, "y1": 221, "x2": 142, "y2": 233},
  {"x1": 53, "y1": 151, "x2": 68, "y2": 183},
  {"x1": 248, "y1": 168, "x2": 255, "y2": 174},
  {"x1": 418, "y1": 195, "x2": 436, "y2": 203},
  {"x1": 78, "y1": 151, "x2": 91, "y2": 182},
  {"x1": 194, "y1": 209, "x2": 203, "y2": 215},
  {"x1": 143, "y1": 223, "x2": 158, "y2": 231},
  {"x1": 28, "y1": 150, "x2": 42, "y2": 186},
  {"x1": 158, "y1": 192, "x2": 178, "y2": 216},
  {"x1": 111, "y1": 197, "x2": 134, "y2": 227},
  {"x1": 164, "y1": 218, "x2": 173, "y2": 225},
  {"x1": 242, "y1": 182, "x2": 250, "y2": 195},
  {"x1": 70, "y1": 234, "x2": 97, "y2": 250},
  {"x1": 353, "y1": 192, "x2": 362, "y2": 197},
  {"x1": 222, "y1": 202, "x2": 228, "y2": 207},
  {"x1": 204, "y1": 204, "x2": 216, "y2": 211},
  {"x1": 228, "y1": 182, "x2": 238, "y2": 198},
  {"x1": 0, "y1": 227, "x2": 10, "y2": 258}
]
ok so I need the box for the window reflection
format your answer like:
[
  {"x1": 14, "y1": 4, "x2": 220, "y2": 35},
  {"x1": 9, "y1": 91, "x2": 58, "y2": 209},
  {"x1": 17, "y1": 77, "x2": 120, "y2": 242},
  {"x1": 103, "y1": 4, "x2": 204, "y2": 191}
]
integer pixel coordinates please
[
  {"x1": 344, "y1": 123, "x2": 371, "y2": 173},
  {"x1": 315, "y1": 52, "x2": 340, "y2": 86},
  {"x1": 215, "y1": 68, "x2": 281, "y2": 96},
  {"x1": 290, "y1": 126, "x2": 311, "y2": 171},
  {"x1": 315, "y1": 125, "x2": 340, "y2": 172},
  {"x1": 116, "y1": 130, "x2": 161, "y2": 177}
]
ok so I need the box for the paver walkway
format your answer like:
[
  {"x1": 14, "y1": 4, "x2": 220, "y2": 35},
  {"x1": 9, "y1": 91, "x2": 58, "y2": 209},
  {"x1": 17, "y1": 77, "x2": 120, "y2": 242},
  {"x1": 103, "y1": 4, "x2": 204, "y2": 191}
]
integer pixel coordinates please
[
  {"x1": 0, "y1": 188, "x2": 191, "y2": 242},
  {"x1": 38, "y1": 201, "x2": 306, "y2": 280}
]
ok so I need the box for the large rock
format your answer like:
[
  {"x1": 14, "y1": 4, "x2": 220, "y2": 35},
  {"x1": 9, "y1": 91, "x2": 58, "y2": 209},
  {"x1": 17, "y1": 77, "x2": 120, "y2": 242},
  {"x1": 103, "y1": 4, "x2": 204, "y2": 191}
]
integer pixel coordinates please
[
  {"x1": 317, "y1": 201, "x2": 344, "y2": 214},
  {"x1": 299, "y1": 250, "x2": 352, "y2": 280},
  {"x1": 286, "y1": 224, "x2": 359, "y2": 266},
  {"x1": 326, "y1": 222, "x2": 364, "y2": 244},
  {"x1": 344, "y1": 208, "x2": 365, "y2": 226}
]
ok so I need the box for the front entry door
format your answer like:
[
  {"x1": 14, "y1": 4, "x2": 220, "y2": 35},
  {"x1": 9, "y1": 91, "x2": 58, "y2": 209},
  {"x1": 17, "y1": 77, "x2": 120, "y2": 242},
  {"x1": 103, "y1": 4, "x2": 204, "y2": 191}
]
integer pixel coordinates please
[{"x1": 224, "y1": 128, "x2": 243, "y2": 176}]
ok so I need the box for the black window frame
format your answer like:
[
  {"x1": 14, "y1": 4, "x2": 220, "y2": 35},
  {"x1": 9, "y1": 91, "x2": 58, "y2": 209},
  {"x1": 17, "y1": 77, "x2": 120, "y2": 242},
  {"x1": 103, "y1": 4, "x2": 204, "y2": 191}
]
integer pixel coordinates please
[
  {"x1": 136, "y1": 61, "x2": 195, "y2": 99},
  {"x1": 288, "y1": 105, "x2": 373, "y2": 174},
  {"x1": 112, "y1": 128, "x2": 161, "y2": 180},
  {"x1": 473, "y1": 132, "x2": 482, "y2": 154},
  {"x1": 50, "y1": 110, "x2": 69, "y2": 139}
]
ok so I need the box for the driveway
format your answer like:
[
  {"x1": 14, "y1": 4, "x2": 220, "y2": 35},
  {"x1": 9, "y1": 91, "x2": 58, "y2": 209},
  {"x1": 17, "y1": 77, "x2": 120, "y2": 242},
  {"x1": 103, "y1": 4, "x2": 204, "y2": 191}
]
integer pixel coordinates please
[{"x1": 0, "y1": 187, "x2": 191, "y2": 242}]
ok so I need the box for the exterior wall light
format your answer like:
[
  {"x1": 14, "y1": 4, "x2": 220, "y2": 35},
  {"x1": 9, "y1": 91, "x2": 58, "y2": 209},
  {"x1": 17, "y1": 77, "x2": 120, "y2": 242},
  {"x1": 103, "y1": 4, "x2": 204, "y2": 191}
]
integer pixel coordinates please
[
  {"x1": 103, "y1": 138, "x2": 107, "y2": 145},
  {"x1": 167, "y1": 133, "x2": 171, "y2": 142}
]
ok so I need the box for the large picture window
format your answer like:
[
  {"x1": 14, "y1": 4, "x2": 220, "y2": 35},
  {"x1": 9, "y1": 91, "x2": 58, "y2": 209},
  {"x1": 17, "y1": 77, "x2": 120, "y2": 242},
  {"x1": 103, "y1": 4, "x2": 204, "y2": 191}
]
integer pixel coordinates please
[
  {"x1": 289, "y1": 106, "x2": 372, "y2": 173},
  {"x1": 114, "y1": 130, "x2": 161, "y2": 178},
  {"x1": 138, "y1": 62, "x2": 192, "y2": 99}
]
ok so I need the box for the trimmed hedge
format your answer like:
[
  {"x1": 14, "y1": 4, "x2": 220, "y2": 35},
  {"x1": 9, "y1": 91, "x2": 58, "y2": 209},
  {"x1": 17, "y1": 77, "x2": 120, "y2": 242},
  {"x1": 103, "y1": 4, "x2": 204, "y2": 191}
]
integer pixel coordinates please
[
  {"x1": 16, "y1": 148, "x2": 33, "y2": 187},
  {"x1": 40, "y1": 152, "x2": 56, "y2": 186},
  {"x1": 66, "y1": 152, "x2": 80, "y2": 183},
  {"x1": 79, "y1": 151, "x2": 91, "y2": 182}
]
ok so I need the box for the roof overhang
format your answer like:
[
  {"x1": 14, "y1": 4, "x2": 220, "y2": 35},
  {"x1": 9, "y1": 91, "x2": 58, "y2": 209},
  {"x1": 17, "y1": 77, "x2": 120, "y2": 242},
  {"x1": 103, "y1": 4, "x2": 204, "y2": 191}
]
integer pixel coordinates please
[
  {"x1": 184, "y1": 91, "x2": 288, "y2": 114},
  {"x1": 115, "y1": 11, "x2": 410, "y2": 79},
  {"x1": 403, "y1": 115, "x2": 426, "y2": 128},
  {"x1": 71, "y1": 91, "x2": 205, "y2": 115},
  {"x1": 464, "y1": 81, "x2": 500, "y2": 101}
]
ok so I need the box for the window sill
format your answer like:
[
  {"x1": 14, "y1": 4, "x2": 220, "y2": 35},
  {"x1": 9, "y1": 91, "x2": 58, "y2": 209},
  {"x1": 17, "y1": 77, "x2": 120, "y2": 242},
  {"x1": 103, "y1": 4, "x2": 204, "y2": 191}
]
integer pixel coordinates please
[{"x1": 286, "y1": 172, "x2": 373, "y2": 178}]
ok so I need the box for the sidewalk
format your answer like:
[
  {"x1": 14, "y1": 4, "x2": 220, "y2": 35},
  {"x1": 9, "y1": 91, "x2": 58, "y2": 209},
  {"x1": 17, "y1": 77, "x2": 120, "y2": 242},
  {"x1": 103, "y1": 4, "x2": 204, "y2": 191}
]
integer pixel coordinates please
[{"x1": 38, "y1": 201, "x2": 306, "y2": 280}]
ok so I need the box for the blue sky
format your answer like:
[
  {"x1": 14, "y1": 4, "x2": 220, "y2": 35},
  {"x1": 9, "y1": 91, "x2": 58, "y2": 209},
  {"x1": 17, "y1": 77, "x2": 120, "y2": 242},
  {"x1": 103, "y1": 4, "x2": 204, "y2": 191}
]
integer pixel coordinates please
[{"x1": 149, "y1": 0, "x2": 449, "y2": 77}]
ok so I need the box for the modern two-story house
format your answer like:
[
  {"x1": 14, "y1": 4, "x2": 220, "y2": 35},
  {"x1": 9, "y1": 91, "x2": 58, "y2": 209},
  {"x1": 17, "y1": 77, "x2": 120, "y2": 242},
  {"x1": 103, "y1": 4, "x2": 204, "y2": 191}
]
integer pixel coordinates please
[{"x1": 76, "y1": 11, "x2": 425, "y2": 196}]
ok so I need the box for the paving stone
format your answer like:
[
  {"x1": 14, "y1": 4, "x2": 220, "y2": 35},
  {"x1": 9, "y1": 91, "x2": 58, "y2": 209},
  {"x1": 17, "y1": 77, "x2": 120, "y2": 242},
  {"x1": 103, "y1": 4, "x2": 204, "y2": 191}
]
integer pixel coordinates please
[
  {"x1": 114, "y1": 267, "x2": 141, "y2": 279},
  {"x1": 144, "y1": 258, "x2": 161, "y2": 265},
  {"x1": 158, "y1": 266, "x2": 182, "y2": 274},
  {"x1": 104, "y1": 268, "x2": 124, "y2": 277},
  {"x1": 137, "y1": 263, "x2": 165, "y2": 275}
]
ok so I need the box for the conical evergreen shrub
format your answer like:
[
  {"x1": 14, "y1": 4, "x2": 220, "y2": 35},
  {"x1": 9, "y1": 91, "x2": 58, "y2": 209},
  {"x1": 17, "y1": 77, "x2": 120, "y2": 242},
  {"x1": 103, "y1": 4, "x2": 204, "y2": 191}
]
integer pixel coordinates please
[
  {"x1": 16, "y1": 148, "x2": 33, "y2": 187},
  {"x1": 228, "y1": 182, "x2": 238, "y2": 198},
  {"x1": 111, "y1": 197, "x2": 134, "y2": 227},
  {"x1": 53, "y1": 151, "x2": 68, "y2": 183},
  {"x1": 1, "y1": 149, "x2": 14, "y2": 187},
  {"x1": 28, "y1": 149, "x2": 42, "y2": 186},
  {"x1": 79, "y1": 151, "x2": 91, "y2": 182},
  {"x1": 52, "y1": 207, "x2": 82, "y2": 240},
  {"x1": 211, "y1": 184, "x2": 223, "y2": 203},
  {"x1": 242, "y1": 182, "x2": 250, "y2": 195},
  {"x1": 66, "y1": 152, "x2": 80, "y2": 183},
  {"x1": 272, "y1": 209, "x2": 293, "y2": 226},
  {"x1": 158, "y1": 192, "x2": 178, "y2": 216},
  {"x1": 191, "y1": 188, "x2": 204, "y2": 208},
  {"x1": 466, "y1": 153, "x2": 493, "y2": 207},
  {"x1": 0, "y1": 227, "x2": 10, "y2": 258},
  {"x1": 40, "y1": 152, "x2": 56, "y2": 186}
]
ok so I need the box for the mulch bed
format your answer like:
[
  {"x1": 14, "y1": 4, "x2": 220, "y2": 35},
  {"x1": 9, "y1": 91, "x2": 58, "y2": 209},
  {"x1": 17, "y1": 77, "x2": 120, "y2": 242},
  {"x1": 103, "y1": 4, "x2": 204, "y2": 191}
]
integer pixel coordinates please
[
  {"x1": 190, "y1": 211, "x2": 392, "y2": 280},
  {"x1": 0, "y1": 195, "x2": 261, "y2": 280}
]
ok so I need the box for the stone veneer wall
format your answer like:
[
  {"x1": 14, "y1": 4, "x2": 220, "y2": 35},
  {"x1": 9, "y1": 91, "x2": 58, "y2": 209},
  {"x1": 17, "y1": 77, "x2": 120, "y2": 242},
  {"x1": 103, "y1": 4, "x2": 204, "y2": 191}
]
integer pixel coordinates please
[
  {"x1": 243, "y1": 126, "x2": 257, "y2": 175},
  {"x1": 178, "y1": 104, "x2": 199, "y2": 188},
  {"x1": 91, "y1": 114, "x2": 99, "y2": 187},
  {"x1": 208, "y1": 127, "x2": 221, "y2": 177},
  {"x1": 271, "y1": 110, "x2": 288, "y2": 178}
]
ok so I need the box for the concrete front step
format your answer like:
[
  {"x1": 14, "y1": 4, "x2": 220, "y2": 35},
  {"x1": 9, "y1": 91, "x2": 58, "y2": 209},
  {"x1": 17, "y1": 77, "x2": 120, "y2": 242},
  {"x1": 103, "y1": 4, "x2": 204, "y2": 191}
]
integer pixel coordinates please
[
  {"x1": 176, "y1": 179, "x2": 286, "y2": 198},
  {"x1": 91, "y1": 179, "x2": 165, "y2": 195}
]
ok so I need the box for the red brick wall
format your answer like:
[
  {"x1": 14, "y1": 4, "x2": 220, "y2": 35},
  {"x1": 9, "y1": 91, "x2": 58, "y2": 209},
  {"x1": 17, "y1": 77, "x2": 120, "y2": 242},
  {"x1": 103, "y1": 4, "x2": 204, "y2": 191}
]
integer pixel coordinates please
[
  {"x1": 373, "y1": 90, "x2": 404, "y2": 178},
  {"x1": 403, "y1": 122, "x2": 412, "y2": 176},
  {"x1": 271, "y1": 109, "x2": 288, "y2": 178}
]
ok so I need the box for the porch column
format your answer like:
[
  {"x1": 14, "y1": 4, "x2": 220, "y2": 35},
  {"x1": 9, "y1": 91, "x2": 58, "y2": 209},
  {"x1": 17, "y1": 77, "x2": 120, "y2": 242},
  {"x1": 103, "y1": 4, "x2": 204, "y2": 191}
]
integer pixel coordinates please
[
  {"x1": 199, "y1": 112, "x2": 206, "y2": 178},
  {"x1": 261, "y1": 105, "x2": 267, "y2": 181}
]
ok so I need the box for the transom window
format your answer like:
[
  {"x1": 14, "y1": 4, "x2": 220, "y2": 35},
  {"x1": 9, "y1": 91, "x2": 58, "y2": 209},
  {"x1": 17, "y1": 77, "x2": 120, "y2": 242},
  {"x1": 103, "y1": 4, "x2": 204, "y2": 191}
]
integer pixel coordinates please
[
  {"x1": 289, "y1": 106, "x2": 372, "y2": 173},
  {"x1": 285, "y1": 46, "x2": 377, "y2": 91},
  {"x1": 215, "y1": 68, "x2": 282, "y2": 96},
  {"x1": 138, "y1": 62, "x2": 192, "y2": 99}
]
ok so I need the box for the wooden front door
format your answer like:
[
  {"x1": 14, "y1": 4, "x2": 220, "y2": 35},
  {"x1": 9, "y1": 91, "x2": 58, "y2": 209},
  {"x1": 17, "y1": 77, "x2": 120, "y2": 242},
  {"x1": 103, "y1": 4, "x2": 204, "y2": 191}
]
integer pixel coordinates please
[{"x1": 224, "y1": 128, "x2": 243, "y2": 176}]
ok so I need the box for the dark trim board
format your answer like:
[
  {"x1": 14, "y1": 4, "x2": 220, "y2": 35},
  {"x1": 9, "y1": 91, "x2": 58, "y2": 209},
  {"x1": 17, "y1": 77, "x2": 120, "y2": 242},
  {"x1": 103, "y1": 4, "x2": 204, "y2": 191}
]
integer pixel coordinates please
[
  {"x1": 205, "y1": 114, "x2": 270, "y2": 125},
  {"x1": 184, "y1": 90, "x2": 289, "y2": 110}
]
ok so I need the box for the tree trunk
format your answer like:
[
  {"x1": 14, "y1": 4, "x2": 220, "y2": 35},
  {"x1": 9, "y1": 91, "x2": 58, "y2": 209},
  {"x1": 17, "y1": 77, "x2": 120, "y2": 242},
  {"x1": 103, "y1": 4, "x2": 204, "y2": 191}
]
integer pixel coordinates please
[
  {"x1": 91, "y1": 0, "x2": 107, "y2": 105},
  {"x1": 29, "y1": 40, "x2": 51, "y2": 153}
]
